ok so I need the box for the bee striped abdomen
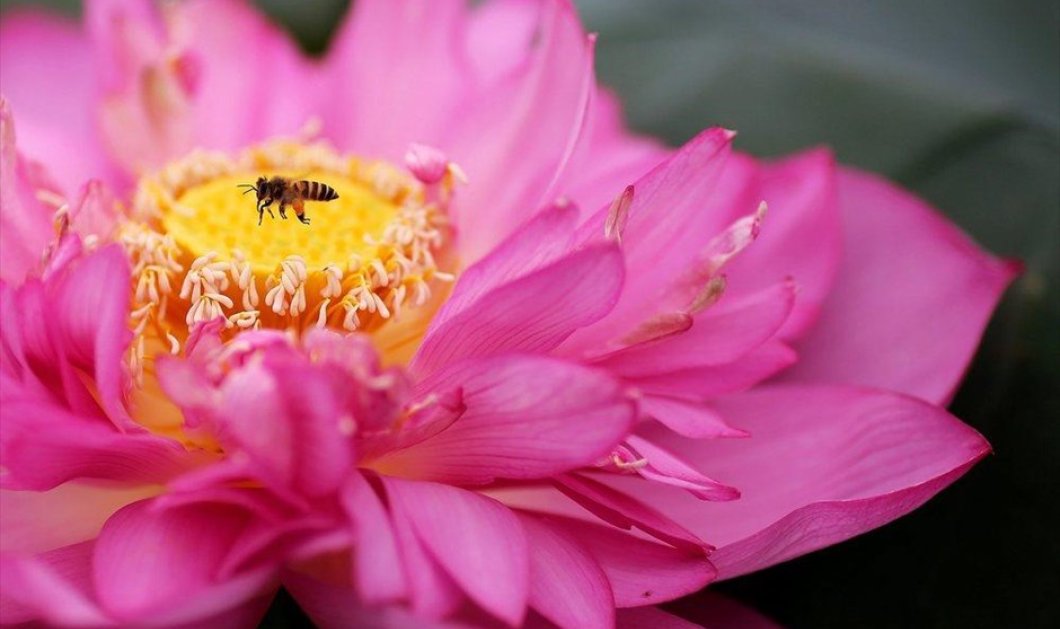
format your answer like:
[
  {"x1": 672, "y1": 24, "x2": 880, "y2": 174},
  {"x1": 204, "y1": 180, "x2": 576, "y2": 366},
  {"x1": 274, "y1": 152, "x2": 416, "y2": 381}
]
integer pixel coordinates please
[{"x1": 299, "y1": 180, "x2": 339, "y2": 202}]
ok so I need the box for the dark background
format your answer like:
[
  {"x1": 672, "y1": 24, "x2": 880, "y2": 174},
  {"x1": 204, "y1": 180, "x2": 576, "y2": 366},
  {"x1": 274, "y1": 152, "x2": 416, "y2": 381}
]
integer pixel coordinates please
[{"x1": 1, "y1": 1, "x2": 1057, "y2": 626}]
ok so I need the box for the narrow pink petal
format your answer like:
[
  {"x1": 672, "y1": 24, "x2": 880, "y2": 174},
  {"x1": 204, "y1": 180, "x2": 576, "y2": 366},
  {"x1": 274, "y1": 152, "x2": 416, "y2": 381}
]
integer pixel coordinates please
[
  {"x1": 563, "y1": 89, "x2": 670, "y2": 222},
  {"x1": 411, "y1": 243, "x2": 625, "y2": 377},
  {"x1": 554, "y1": 473, "x2": 707, "y2": 552},
  {"x1": 50, "y1": 244, "x2": 136, "y2": 429},
  {"x1": 377, "y1": 354, "x2": 633, "y2": 485},
  {"x1": 465, "y1": 0, "x2": 542, "y2": 84},
  {"x1": 782, "y1": 167, "x2": 1018, "y2": 403},
  {"x1": 549, "y1": 516, "x2": 716, "y2": 608},
  {"x1": 561, "y1": 129, "x2": 752, "y2": 354},
  {"x1": 517, "y1": 512, "x2": 615, "y2": 629},
  {"x1": 341, "y1": 473, "x2": 406, "y2": 605},
  {"x1": 0, "y1": 541, "x2": 110, "y2": 626},
  {"x1": 324, "y1": 0, "x2": 470, "y2": 159},
  {"x1": 0, "y1": 483, "x2": 159, "y2": 554},
  {"x1": 623, "y1": 435, "x2": 741, "y2": 502},
  {"x1": 434, "y1": 202, "x2": 580, "y2": 324},
  {"x1": 617, "y1": 607, "x2": 704, "y2": 629},
  {"x1": 0, "y1": 100, "x2": 55, "y2": 283},
  {"x1": 93, "y1": 498, "x2": 272, "y2": 620},
  {"x1": 721, "y1": 149, "x2": 842, "y2": 338},
  {"x1": 639, "y1": 395, "x2": 749, "y2": 439},
  {"x1": 0, "y1": 12, "x2": 121, "y2": 195},
  {"x1": 283, "y1": 569, "x2": 470, "y2": 629},
  {"x1": 633, "y1": 341, "x2": 797, "y2": 400},
  {"x1": 607, "y1": 384, "x2": 990, "y2": 579},
  {"x1": 383, "y1": 478, "x2": 530, "y2": 626},
  {"x1": 596, "y1": 280, "x2": 796, "y2": 375},
  {"x1": 0, "y1": 399, "x2": 197, "y2": 490},
  {"x1": 449, "y1": 0, "x2": 595, "y2": 260}
]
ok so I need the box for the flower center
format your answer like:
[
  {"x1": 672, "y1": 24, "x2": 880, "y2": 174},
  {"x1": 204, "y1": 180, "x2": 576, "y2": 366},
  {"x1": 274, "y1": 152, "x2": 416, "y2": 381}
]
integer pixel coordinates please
[{"x1": 119, "y1": 140, "x2": 455, "y2": 378}]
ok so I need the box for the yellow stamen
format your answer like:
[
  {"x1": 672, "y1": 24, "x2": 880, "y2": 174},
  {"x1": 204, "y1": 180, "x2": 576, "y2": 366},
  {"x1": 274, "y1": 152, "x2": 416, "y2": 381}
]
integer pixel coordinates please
[{"x1": 119, "y1": 140, "x2": 456, "y2": 381}]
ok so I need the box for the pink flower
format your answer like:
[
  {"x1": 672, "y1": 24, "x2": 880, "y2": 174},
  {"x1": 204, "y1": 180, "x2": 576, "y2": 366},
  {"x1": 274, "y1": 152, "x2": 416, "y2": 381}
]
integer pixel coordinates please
[{"x1": 0, "y1": 1, "x2": 1017, "y2": 627}]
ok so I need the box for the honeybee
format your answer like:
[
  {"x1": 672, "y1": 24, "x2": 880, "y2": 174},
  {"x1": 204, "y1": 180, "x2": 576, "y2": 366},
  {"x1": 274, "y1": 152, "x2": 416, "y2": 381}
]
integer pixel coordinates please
[{"x1": 238, "y1": 176, "x2": 339, "y2": 226}]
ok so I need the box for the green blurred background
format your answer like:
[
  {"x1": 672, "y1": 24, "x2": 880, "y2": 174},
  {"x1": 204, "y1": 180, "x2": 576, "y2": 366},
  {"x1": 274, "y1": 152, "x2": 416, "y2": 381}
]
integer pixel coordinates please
[{"x1": 1, "y1": 0, "x2": 1057, "y2": 626}]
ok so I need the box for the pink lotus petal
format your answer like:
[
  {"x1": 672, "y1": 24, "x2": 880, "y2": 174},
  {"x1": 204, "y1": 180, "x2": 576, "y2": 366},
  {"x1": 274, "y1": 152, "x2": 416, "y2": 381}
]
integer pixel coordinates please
[
  {"x1": 518, "y1": 511, "x2": 616, "y2": 629},
  {"x1": 434, "y1": 201, "x2": 580, "y2": 323},
  {"x1": 411, "y1": 243, "x2": 625, "y2": 377},
  {"x1": 341, "y1": 473, "x2": 407, "y2": 605},
  {"x1": 596, "y1": 280, "x2": 796, "y2": 374},
  {"x1": 782, "y1": 167, "x2": 1019, "y2": 403},
  {"x1": 0, "y1": 12, "x2": 121, "y2": 195},
  {"x1": 607, "y1": 384, "x2": 990, "y2": 578},
  {"x1": 465, "y1": 0, "x2": 542, "y2": 84},
  {"x1": 617, "y1": 607, "x2": 704, "y2": 629},
  {"x1": 549, "y1": 516, "x2": 717, "y2": 608},
  {"x1": 0, "y1": 483, "x2": 159, "y2": 555},
  {"x1": 283, "y1": 569, "x2": 474, "y2": 629},
  {"x1": 0, "y1": 399, "x2": 196, "y2": 490},
  {"x1": 449, "y1": 0, "x2": 595, "y2": 260},
  {"x1": 324, "y1": 0, "x2": 470, "y2": 159},
  {"x1": 622, "y1": 435, "x2": 741, "y2": 502},
  {"x1": 633, "y1": 341, "x2": 797, "y2": 400},
  {"x1": 721, "y1": 149, "x2": 842, "y2": 338},
  {"x1": 382, "y1": 480, "x2": 465, "y2": 620},
  {"x1": 564, "y1": 88, "x2": 670, "y2": 222},
  {"x1": 0, "y1": 541, "x2": 110, "y2": 626},
  {"x1": 377, "y1": 354, "x2": 634, "y2": 485},
  {"x1": 93, "y1": 498, "x2": 274, "y2": 620},
  {"x1": 639, "y1": 395, "x2": 749, "y2": 439},
  {"x1": 0, "y1": 100, "x2": 56, "y2": 283},
  {"x1": 561, "y1": 130, "x2": 750, "y2": 354},
  {"x1": 383, "y1": 478, "x2": 529, "y2": 625},
  {"x1": 554, "y1": 473, "x2": 707, "y2": 552}
]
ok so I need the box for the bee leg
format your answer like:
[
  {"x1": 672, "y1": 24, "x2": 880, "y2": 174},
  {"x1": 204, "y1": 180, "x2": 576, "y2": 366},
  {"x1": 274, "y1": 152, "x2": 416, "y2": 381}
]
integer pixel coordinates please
[
  {"x1": 293, "y1": 199, "x2": 310, "y2": 225},
  {"x1": 278, "y1": 201, "x2": 289, "y2": 220},
  {"x1": 258, "y1": 199, "x2": 275, "y2": 224}
]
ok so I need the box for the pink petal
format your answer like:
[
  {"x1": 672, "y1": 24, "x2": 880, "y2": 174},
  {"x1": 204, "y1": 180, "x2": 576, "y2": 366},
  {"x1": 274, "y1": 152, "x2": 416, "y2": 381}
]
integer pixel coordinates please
[
  {"x1": 622, "y1": 435, "x2": 741, "y2": 502},
  {"x1": 595, "y1": 280, "x2": 796, "y2": 375},
  {"x1": 283, "y1": 569, "x2": 471, "y2": 629},
  {"x1": 0, "y1": 399, "x2": 197, "y2": 490},
  {"x1": 554, "y1": 473, "x2": 706, "y2": 552},
  {"x1": 0, "y1": 100, "x2": 55, "y2": 283},
  {"x1": 434, "y1": 202, "x2": 580, "y2": 323},
  {"x1": 517, "y1": 512, "x2": 615, "y2": 629},
  {"x1": 93, "y1": 498, "x2": 274, "y2": 620},
  {"x1": 608, "y1": 384, "x2": 990, "y2": 578},
  {"x1": 782, "y1": 168, "x2": 1018, "y2": 403},
  {"x1": 561, "y1": 129, "x2": 749, "y2": 354},
  {"x1": 376, "y1": 354, "x2": 634, "y2": 485},
  {"x1": 382, "y1": 478, "x2": 530, "y2": 626},
  {"x1": 632, "y1": 341, "x2": 797, "y2": 400},
  {"x1": 448, "y1": 0, "x2": 596, "y2": 260},
  {"x1": 411, "y1": 243, "x2": 625, "y2": 377},
  {"x1": 341, "y1": 473, "x2": 406, "y2": 605},
  {"x1": 721, "y1": 149, "x2": 842, "y2": 338},
  {"x1": 549, "y1": 516, "x2": 716, "y2": 608},
  {"x1": 563, "y1": 89, "x2": 670, "y2": 222},
  {"x1": 0, "y1": 483, "x2": 159, "y2": 554},
  {"x1": 323, "y1": 0, "x2": 470, "y2": 159},
  {"x1": 617, "y1": 607, "x2": 704, "y2": 629},
  {"x1": 0, "y1": 12, "x2": 121, "y2": 195},
  {"x1": 0, "y1": 541, "x2": 110, "y2": 626},
  {"x1": 465, "y1": 0, "x2": 542, "y2": 84},
  {"x1": 49, "y1": 244, "x2": 136, "y2": 429},
  {"x1": 639, "y1": 395, "x2": 749, "y2": 439}
]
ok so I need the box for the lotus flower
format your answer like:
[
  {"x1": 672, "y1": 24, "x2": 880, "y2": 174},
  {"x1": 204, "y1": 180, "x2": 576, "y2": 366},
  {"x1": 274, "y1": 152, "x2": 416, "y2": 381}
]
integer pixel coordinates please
[{"x1": 0, "y1": 1, "x2": 1017, "y2": 627}]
